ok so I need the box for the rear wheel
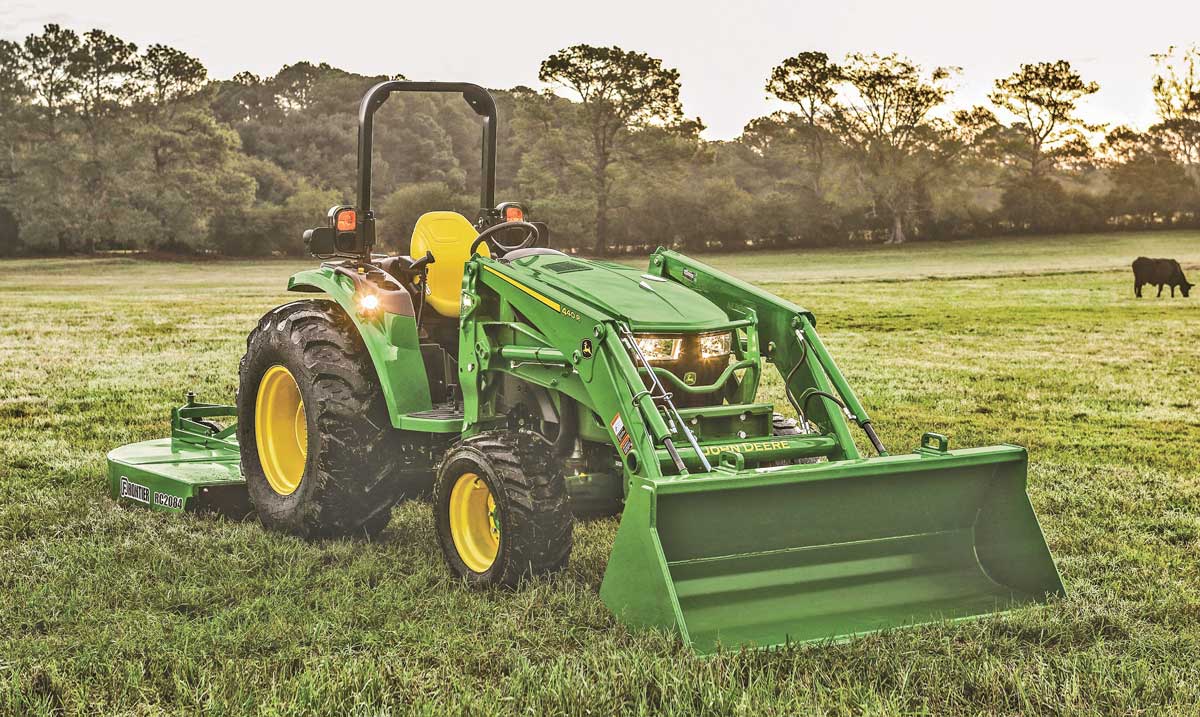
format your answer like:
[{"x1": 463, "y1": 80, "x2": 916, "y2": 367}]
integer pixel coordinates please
[
  {"x1": 237, "y1": 300, "x2": 421, "y2": 539},
  {"x1": 434, "y1": 432, "x2": 573, "y2": 586}
]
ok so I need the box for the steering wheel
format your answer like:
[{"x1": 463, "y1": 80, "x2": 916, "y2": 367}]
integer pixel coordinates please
[{"x1": 470, "y1": 221, "x2": 541, "y2": 257}]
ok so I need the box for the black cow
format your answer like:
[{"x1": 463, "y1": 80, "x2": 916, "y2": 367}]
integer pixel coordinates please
[{"x1": 1133, "y1": 257, "x2": 1193, "y2": 298}]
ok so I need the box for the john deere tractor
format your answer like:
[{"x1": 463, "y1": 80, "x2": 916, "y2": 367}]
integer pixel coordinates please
[{"x1": 108, "y1": 82, "x2": 1063, "y2": 652}]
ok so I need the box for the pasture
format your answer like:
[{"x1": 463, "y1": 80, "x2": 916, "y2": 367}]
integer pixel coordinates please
[{"x1": 1, "y1": 230, "x2": 1198, "y2": 715}]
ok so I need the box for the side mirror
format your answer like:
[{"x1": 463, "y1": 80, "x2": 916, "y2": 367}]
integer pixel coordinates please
[{"x1": 303, "y1": 227, "x2": 337, "y2": 255}]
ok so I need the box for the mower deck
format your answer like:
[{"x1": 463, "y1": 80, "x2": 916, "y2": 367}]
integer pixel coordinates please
[
  {"x1": 107, "y1": 438, "x2": 243, "y2": 512},
  {"x1": 107, "y1": 399, "x2": 249, "y2": 517}
]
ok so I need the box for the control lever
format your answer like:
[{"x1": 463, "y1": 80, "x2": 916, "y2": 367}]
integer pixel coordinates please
[
  {"x1": 410, "y1": 251, "x2": 435, "y2": 328},
  {"x1": 409, "y1": 250, "x2": 435, "y2": 273}
]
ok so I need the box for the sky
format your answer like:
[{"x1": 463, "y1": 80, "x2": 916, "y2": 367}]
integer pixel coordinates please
[{"x1": 2, "y1": 0, "x2": 1196, "y2": 139}]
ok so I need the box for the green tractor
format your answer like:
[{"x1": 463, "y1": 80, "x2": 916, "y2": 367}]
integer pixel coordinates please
[{"x1": 108, "y1": 82, "x2": 1063, "y2": 653}]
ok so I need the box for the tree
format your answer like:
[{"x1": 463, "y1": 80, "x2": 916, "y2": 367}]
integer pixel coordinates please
[
  {"x1": 4, "y1": 22, "x2": 1197, "y2": 256},
  {"x1": 20, "y1": 24, "x2": 81, "y2": 139},
  {"x1": 211, "y1": 71, "x2": 275, "y2": 124},
  {"x1": 506, "y1": 90, "x2": 595, "y2": 250},
  {"x1": 0, "y1": 40, "x2": 28, "y2": 251},
  {"x1": 272, "y1": 62, "x2": 325, "y2": 113},
  {"x1": 137, "y1": 44, "x2": 206, "y2": 118},
  {"x1": 831, "y1": 53, "x2": 957, "y2": 243},
  {"x1": 126, "y1": 45, "x2": 254, "y2": 249},
  {"x1": 764, "y1": 51, "x2": 842, "y2": 195},
  {"x1": 1150, "y1": 45, "x2": 1200, "y2": 179},
  {"x1": 0, "y1": 39, "x2": 28, "y2": 118},
  {"x1": 538, "y1": 44, "x2": 688, "y2": 254},
  {"x1": 61, "y1": 30, "x2": 143, "y2": 251},
  {"x1": 989, "y1": 60, "x2": 1100, "y2": 177},
  {"x1": 128, "y1": 110, "x2": 255, "y2": 250},
  {"x1": 71, "y1": 30, "x2": 139, "y2": 136},
  {"x1": 0, "y1": 39, "x2": 28, "y2": 177},
  {"x1": 13, "y1": 26, "x2": 86, "y2": 252},
  {"x1": 1102, "y1": 126, "x2": 1193, "y2": 225},
  {"x1": 209, "y1": 180, "x2": 338, "y2": 256}
]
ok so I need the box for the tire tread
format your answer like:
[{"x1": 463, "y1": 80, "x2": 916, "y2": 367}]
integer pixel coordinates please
[{"x1": 238, "y1": 300, "x2": 419, "y2": 539}]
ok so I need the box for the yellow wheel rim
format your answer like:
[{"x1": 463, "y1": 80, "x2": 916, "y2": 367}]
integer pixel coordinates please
[
  {"x1": 255, "y1": 365, "x2": 307, "y2": 496},
  {"x1": 448, "y1": 472, "x2": 500, "y2": 573}
]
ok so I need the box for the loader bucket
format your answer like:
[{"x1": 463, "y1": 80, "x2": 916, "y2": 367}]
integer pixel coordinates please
[{"x1": 600, "y1": 443, "x2": 1063, "y2": 653}]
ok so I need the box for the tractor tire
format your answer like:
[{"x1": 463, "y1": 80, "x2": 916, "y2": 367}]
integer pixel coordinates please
[
  {"x1": 237, "y1": 299, "x2": 418, "y2": 540},
  {"x1": 763, "y1": 412, "x2": 820, "y2": 466},
  {"x1": 434, "y1": 431, "x2": 573, "y2": 587}
]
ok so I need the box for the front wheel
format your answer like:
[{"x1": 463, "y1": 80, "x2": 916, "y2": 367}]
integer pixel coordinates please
[{"x1": 434, "y1": 432, "x2": 573, "y2": 587}]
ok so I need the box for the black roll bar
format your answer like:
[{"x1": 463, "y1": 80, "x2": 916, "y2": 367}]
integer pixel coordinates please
[{"x1": 355, "y1": 81, "x2": 498, "y2": 259}]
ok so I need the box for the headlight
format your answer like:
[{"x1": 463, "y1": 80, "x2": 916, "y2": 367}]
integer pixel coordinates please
[
  {"x1": 700, "y1": 332, "x2": 732, "y2": 358},
  {"x1": 357, "y1": 293, "x2": 380, "y2": 314},
  {"x1": 634, "y1": 335, "x2": 681, "y2": 361}
]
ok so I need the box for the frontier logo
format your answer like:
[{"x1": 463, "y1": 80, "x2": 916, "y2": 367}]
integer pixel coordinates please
[{"x1": 119, "y1": 477, "x2": 151, "y2": 504}]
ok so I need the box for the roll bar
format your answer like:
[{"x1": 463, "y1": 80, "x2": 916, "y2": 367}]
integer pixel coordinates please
[{"x1": 355, "y1": 81, "x2": 498, "y2": 257}]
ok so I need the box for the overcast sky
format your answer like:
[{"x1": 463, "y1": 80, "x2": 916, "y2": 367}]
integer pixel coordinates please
[{"x1": 2, "y1": 0, "x2": 1196, "y2": 139}]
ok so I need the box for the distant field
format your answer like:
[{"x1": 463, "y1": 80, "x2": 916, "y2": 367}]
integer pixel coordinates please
[
  {"x1": 1, "y1": 231, "x2": 1199, "y2": 715},
  {"x1": 664, "y1": 229, "x2": 1200, "y2": 284}
]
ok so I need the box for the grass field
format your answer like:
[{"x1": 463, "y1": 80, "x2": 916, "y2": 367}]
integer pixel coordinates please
[{"x1": 1, "y1": 230, "x2": 1199, "y2": 715}]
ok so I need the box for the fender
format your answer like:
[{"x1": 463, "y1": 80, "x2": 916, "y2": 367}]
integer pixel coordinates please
[{"x1": 288, "y1": 267, "x2": 432, "y2": 423}]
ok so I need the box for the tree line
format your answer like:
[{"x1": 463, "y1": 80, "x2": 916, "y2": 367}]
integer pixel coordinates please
[{"x1": 1, "y1": 25, "x2": 1198, "y2": 257}]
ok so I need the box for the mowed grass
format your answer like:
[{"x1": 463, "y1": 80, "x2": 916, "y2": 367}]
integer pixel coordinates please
[{"x1": 1, "y1": 230, "x2": 1199, "y2": 715}]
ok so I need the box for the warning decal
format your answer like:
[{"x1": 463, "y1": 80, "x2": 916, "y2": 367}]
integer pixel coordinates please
[{"x1": 610, "y1": 413, "x2": 633, "y2": 455}]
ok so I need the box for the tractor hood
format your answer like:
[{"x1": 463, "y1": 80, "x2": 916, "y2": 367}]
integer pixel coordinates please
[{"x1": 503, "y1": 253, "x2": 730, "y2": 332}]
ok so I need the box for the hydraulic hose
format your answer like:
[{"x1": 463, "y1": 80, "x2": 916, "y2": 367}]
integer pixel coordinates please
[{"x1": 791, "y1": 322, "x2": 889, "y2": 457}]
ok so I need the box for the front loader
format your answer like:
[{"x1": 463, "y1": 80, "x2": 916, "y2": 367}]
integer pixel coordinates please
[{"x1": 108, "y1": 81, "x2": 1063, "y2": 653}]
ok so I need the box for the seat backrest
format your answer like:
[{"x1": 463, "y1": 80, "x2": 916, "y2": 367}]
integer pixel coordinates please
[{"x1": 409, "y1": 211, "x2": 488, "y2": 317}]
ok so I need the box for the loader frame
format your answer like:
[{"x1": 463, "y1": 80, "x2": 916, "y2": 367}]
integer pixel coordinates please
[{"x1": 445, "y1": 248, "x2": 1062, "y2": 651}]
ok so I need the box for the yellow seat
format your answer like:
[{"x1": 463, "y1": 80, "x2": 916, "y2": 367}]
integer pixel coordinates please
[{"x1": 409, "y1": 211, "x2": 487, "y2": 317}]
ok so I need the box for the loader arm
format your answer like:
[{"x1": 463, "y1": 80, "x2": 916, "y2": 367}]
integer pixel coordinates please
[{"x1": 646, "y1": 248, "x2": 870, "y2": 459}]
